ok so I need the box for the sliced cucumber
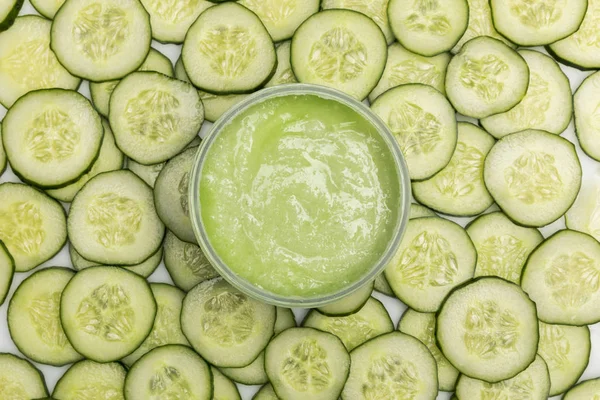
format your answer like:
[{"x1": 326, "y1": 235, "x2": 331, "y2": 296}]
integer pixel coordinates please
[
  {"x1": 51, "y1": 0, "x2": 152, "y2": 81},
  {"x1": 483, "y1": 129, "x2": 582, "y2": 227},
  {"x1": 455, "y1": 355, "x2": 550, "y2": 399},
  {"x1": 31, "y1": 0, "x2": 65, "y2": 19},
  {"x1": 69, "y1": 244, "x2": 162, "y2": 278},
  {"x1": 369, "y1": 43, "x2": 450, "y2": 102},
  {"x1": 0, "y1": 0, "x2": 22, "y2": 31},
  {"x1": 413, "y1": 122, "x2": 495, "y2": 216},
  {"x1": 164, "y1": 230, "x2": 219, "y2": 291},
  {"x1": 181, "y1": 278, "x2": 276, "y2": 368},
  {"x1": 60, "y1": 266, "x2": 157, "y2": 362},
  {"x1": 68, "y1": 170, "x2": 165, "y2": 265},
  {"x1": 303, "y1": 297, "x2": 393, "y2": 351},
  {"x1": 566, "y1": 177, "x2": 600, "y2": 242},
  {"x1": 0, "y1": 183, "x2": 67, "y2": 272},
  {"x1": 212, "y1": 368, "x2": 241, "y2": 400},
  {"x1": 140, "y1": 0, "x2": 212, "y2": 43},
  {"x1": 275, "y1": 307, "x2": 297, "y2": 333},
  {"x1": 481, "y1": 50, "x2": 572, "y2": 138},
  {"x1": 373, "y1": 274, "x2": 394, "y2": 296},
  {"x1": 385, "y1": 217, "x2": 476, "y2": 312},
  {"x1": 388, "y1": 0, "x2": 468, "y2": 56},
  {"x1": 341, "y1": 331, "x2": 437, "y2": 400},
  {"x1": 371, "y1": 84, "x2": 457, "y2": 181},
  {"x1": 265, "y1": 327, "x2": 350, "y2": 400},
  {"x1": 564, "y1": 378, "x2": 600, "y2": 399},
  {"x1": 398, "y1": 309, "x2": 459, "y2": 391},
  {"x1": 265, "y1": 41, "x2": 297, "y2": 87},
  {"x1": 446, "y1": 36, "x2": 530, "y2": 119},
  {"x1": 8, "y1": 267, "x2": 82, "y2": 366},
  {"x1": 52, "y1": 360, "x2": 125, "y2": 400},
  {"x1": 253, "y1": 384, "x2": 279, "y2": 400},
  {"x1": 574, "y1": 71, "x2": 600, "y2": 160},
  {"x1": 467, "y1": 211, "x2": 543, "y2": 284},
  {"x1": 322, "y1": 0, "x2": 393, "y2": 44},
  {"x1": 0, "y1": 241, "x2": 13, "y2": 306},
  {"x1": 490, "y1": 0, "x2": 588, "y2": 46},
  {"x1": 316, "y1": 281, "x2": 374, "y2": 316},
  {"x1": 0, "y1": 15, "x2": 80, "y2": 108},
  {"x1": 436, "y1": 277, "x2": 539, "y2": 382},
  {"x1": 219, "y1": 352, "x2": 268, "y2": 385},
  {"x1": 291, "y1": 9, "x2": 387, "y2": 100},
  {"x1": 522, "y1": 230, "x2": 600, "y2": 325},
  {"x1": 0, "y1": 127, "x2": 5, "y2": 177},
  {"x1": 538, "y1": 321, "x2": 590, "y2": 395},
  {"x1": 0, "y1": 353, "x2": 48, "y2": 399},
  {"x1": 411, "y1": 203, "x2": 436, "y2": 218}
]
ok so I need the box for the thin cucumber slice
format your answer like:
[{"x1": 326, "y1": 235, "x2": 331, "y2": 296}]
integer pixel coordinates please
[
  {"x1": 69, "y1": 244, "x2": 162, "y2": 278},
  {"x1": 31, "y1": 0, "x2": 65, "y2": 19},
  {"x1": 60, "y1": 266, "x2": 157, "y2": 362},
  {"x1": 182, "y1": 2, "x2": 276, "y2": 94},
  {"x1": 291, "y1": 9, "x2": 387, "y2": 100},
  {"x1": 265, "y1": 41, "x2": 297, "y2": 87},
  {"x1": 322, "y1": 0, "x2": 393, "y2": 44},
  {"x1": 219, "y1": 352, "x2": 268, "y2": 385},
  {"x1": 467, "y1": 211, "x2": 543, "y2": 284},
  {"x1": 8, "y1": 267, "x2": 82, "y2": 366},
  {"x1": 0, "y1": 15, "x2": 80, "y2": 108},
  {"x1": 341, "y1": 331, "x2": 437, "y2": 400},
  {"x1": 373, "y1": 273, "x2": 394, "y2": 296},
  {"x1": 369, "y1": 43, "x2": 450, "y2": 102},
  {"x1": 398, "y1": 309, "x2": 459, "y2": 391},
  {"x1": 265, "y1": 327, "x2": 350, "y2": 400},
  {"x1": 316, "y1": 281, "x2": 374, "y2": 316},
  {"x1": 385, "y1": 217, "x2": 476, "y2": 312},
  {"x1": 575, "y1": 71, "x2": 600, "y2": 160},
  {"x1": 455, "y1": 355, "x2": 550, "y2": 399},
  {"x1": 125, "y1": 345, "x2": 212, "y2": 400},
  {"x1": 212, "y1": 368, "x2": 241, "y2": 400},
  {"x1": 564, "y1": 378, "x2": 600, "y2": 399},
  {"x1": 140, "y1": 0, "x2": 212, "y2": 43},
  {"x1": 371, "y1": 84, "x2": 457, "y2": 181},
  {"x1": 52, "y1": 360, "x2": 125, "y2": 400},
  {"x1": 538, "y1": 321, "x2": 590, "y2": 395},
  {"x1": 411, "y1": 203, "x2": 436, "y2": 218},
  {"x1": 0, "y1": 127, "x2": 5, "y2": 177},
  {"x1": 445, "y1": 36, "x2": 529, "y2": 119},
  {"x1": 481, "y1": 50, "x2": 573, "y2": 138},
  {"x1": 0, "y1": 241, "x2": 14, "y2": 305},
  {"x1": 483, "y1": 130, "x2": 582, "y2": 227},
  {"x1": 164, "y1": 231, "x2": 219, "y2": 291},
  {"x1": 0, "y1": 0, "x2": 22, "y2": 31},
  {"x1": 388, "y1": 0, "x2": 468, "y2": 56},
  {"x1": 68, "y1": 170, "x2": 165, "y2": 265},
  {"x1": 566, "y1": 177, "x2": 600, "y2": 242},
  {"x1": 490, "y1": 0, "x2": 588, "y2": 46},
  {"x1": 122, "y1": 283, "x2": 190, "y2": 366},
  {"x1": 181, "y1": 278, "x2": 276, "y2": 368},
  {"x1": 0, "y1": 353, "x2": 48, "y2": 399},
  {"x1": 0, "y1": 183, "x2": 67, "y2": 272},
  {"x1": 412, "y1": 122, "x2": 495, "y2": 216},
  {"x1": 51, "y1": 0, "x2": 152, "y2": 81},
  {"x1": 46, "y1": 119, "x2": 124, "y2": 202},
  {"x1": 521, "y1": 230, "x2": 600, "y2": 325},
  {"x1": 238, "y1": 0, "x2": 319, "y2": 42},
  {"x1": 436, "y1": 277, "x2": 539, "y2": 382},
  {"x1": 253, "y1": 384, "x2": 279, "y2": 400},
  {"x1": 303, "y1": 297, "x2": 394, "y2": 351},
  {"x1": 275, "y1": 307, "x2": 297, "y2": 333}
]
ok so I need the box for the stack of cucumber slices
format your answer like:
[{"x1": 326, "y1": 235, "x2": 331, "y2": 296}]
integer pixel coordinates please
[{"x1": 1, "y1": 0, "x2": 600, "y2": 399}]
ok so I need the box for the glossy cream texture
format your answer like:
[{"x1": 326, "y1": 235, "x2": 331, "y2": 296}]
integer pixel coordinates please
[{"x1": 200, "y1": 94, "x2": 401, "y2": 297}]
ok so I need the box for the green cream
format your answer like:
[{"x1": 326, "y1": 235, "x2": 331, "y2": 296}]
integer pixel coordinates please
[{"x1": 200, "y1": 94, "x2": 401, "y2": 298}]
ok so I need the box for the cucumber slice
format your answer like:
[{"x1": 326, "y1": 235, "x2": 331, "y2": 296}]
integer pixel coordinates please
[
  {"x1": 181, "y1": 278, "x2": 276, "y2": 368},
  {"x1": 564, "y1": 378, "x2": 600, "y2": 399},
  {"x1": 52, "y1": 360, "x2": 125, "y2": 400},
  {"x1": 238, "y1": 0, "x2": 319, "y2": 42},
  {"x1": 219, "y1": 352, "x2": 268, "y2": 385},
  {"x1": 522, "y1": 230, "x2": 600, "y2": 325},
  {"x1": 0, "y1": 241, "x2": 13, "y2": 305},
  {"x1": 436, "y1": 277, "x2": 539, "y2": 382},
  {"x1": 125, "y1": 345, "x2": 212, "y2": 400},
  {"x1": 51, "y1": 0, "x2": 152, "y2": 81},
  {"x1": 385, "y1": 217, "x2": 476, "y2": 312},
  {"x1": 574, "y1": 71, "x2": 600, "y2": 160},
  {"x1": 182, "y1": 2, "x2": 276, "y2": 94},
  {"x1": 388, "y1": 0, "x2": 468, "y2": 57},
  {"x1": 291, "y1": 9, "x2": 387, "y2": 100},
  {"x1": 455, "y1": 355, "x2": 550, "y2": 399},
  {"x1": 490, "y1": 0, "x2": 588, "y2": 46},
  {"x1": 212, "y1": 368, "x2": 241, "y2": 400},
  {"x1": 371, "y1": 84, "x2": 457, "y2": 181},
  {"x1": 467, "y1": 211, "x2": 543, "y2": 284},
  {"x1": 0, "y1": 0, "x2": 22, "y2": 31},
  {"x1": 398, "y1": 309, "x2": 459, "y2": 391},
  {"x1": 68, "y1": 170, "x2": 165, "y2": 265},
  {"x1": 321, "y1": 0, "x2": 393, "y2": 44},
  {"x1": 275, "y1": 307, "x2": 297, "y2": 333},
  {"x1": 373, "y1": 274, "x2": 394, "y2": 296},
  {"x1": 0, "y1": 353, "x2": 48, "y2": 399},
  {"x1": 31, "y1": 0, "x2": 65, "y2": 19},
  {"x1": 164, "y1": 231, "x2": 219, "y2": 291},
  {"x1": 369, "y1": 43, "x2": 450, "y2": 102},
  {"x1": 446, "y1": 36, "x2": 530, "y2": 119},
  {"x1": 69, "y1": 243, "x2": 162, "y2": 278},
  {"x1": 0, "y1": 15, "x2": 80, "y2": 108},
  {"x1": 411, "y1": 203, "x2": 436, "y2": 218},
  {"x1": 481, "y1": 50, "x2": 573, "y2": 138},
  {"x1": 265, "y1": 327, "x2": 350, "y2": 400},
  {"x1": 0, "y1": 183, "x2": 67, "y2": 272},
  {"x1": 483, "y1": 129, "x2": 582, "y2": 227},
  {"x1": 0, "y1": 127, "x2": 5, "y2": 177},
  {"x1": 140, "y1": 0, "x2": 212, "y2": 43},
  {"x1": 412, "y1": 122, "x2": 495, "y2": 216},
  {"x1": 46, "y1": 119, "x2": 124, "y2": 202},
  {"x1": 265, "y1": 41, "x2": 297, "y2": 87},
  {"x1": 122, "y1": 283, "x2": 190, "y2": 366},
  {"x1": 253, "y1": 384, "x2": 279, "y2": 400},
  {"x1": 316, "y1": 281, "x2": 374, "y2": 316},
  {"x1": 566, "y1": 177, "x2": 600, "y2": 242},
  {"x1": 60, "y1": 266, "x2": 157, "y2": 362},
  {"x1": 538, "y1": 321, "x2": 590, "y2": 395},
  {"x1": 341, "y1": 331, "x2": 437, "y2": 400},
  {"x1": 303, "y1": 297, "x2": 394, "y2": 351},
  {"x1": 8, "y1": 267, "x2": 82, "y2": 366}
]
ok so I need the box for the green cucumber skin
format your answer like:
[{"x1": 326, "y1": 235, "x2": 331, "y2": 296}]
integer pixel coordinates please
[
  {"x1": 574, "y1": 72, "x2": 600, "y2": 162},
  {"x1": 0, "y1": 0, "x2": 24, "y2": 31},
  {"x1": 0, "y1": 240, "x2": 14, "y2": 306},
  {"x1": 545, "y1": 45, "x2": 599, "y2": 71}
]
